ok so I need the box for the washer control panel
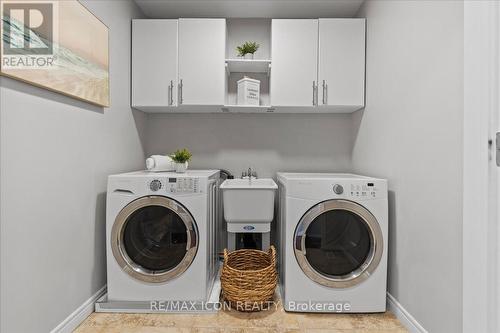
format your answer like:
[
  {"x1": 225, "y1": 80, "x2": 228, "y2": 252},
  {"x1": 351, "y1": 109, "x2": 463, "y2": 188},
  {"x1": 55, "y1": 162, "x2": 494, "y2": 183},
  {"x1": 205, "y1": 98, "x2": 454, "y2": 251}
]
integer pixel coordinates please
[{"x1": 165, "y1": 177, "x2": 200, "y2": 194}]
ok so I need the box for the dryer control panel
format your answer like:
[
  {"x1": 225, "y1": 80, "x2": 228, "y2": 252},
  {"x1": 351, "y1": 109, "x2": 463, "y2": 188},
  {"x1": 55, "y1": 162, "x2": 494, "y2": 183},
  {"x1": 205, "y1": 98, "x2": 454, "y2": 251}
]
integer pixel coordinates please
[
  {"x1": 346, "y1": 182, "x2": 380, "y2": 199},
  {"x1": 277, "y1": 174, "x2": 387, "y2": 201},
  {"x1": 327, "y1": 181, "x2": 384, "y2": 199}
]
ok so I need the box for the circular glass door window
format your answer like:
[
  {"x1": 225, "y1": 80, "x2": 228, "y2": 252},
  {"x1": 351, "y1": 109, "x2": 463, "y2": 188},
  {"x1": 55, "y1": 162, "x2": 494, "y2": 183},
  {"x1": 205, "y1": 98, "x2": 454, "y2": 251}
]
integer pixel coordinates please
[
  {"x1": 294, "y1": 199, "x2": 383, "y2": 288},
  {"x1": 304, "y1": 209, "x2": 371, "y2": 277},
  {"x1": 111, "y1": 196, "x2": 198, "y2": 283},
  {"x1": 123, "y1": 205, "x2": 188, "y2": 271}
]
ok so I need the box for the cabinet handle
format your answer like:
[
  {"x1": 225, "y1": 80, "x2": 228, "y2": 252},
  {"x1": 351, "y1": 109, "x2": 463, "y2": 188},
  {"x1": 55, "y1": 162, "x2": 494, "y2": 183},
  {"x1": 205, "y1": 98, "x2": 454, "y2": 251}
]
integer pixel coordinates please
[
  {"x1": 322, "y1": 80, "x2": 328, "y2": 105},
  {"x1": 168, "y1": 80, "x2": 174, "y2": 106},
  {"x1": 178, "y1": 79, "x2": 183, "y2": 105},
  {"x1": 312, "y1": 81, "x2": 317, "y2": 106},
  {"x1": 315, "y1": 81, "x2": 319, "y2": 106},
  {"x1": 325, "y1": 83, "x2": 328, "y2": 105}
]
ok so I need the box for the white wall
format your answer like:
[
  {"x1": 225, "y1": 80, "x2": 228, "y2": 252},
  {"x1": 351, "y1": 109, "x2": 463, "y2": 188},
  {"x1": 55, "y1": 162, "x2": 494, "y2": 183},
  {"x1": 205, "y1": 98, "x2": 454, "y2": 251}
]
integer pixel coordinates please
[
  {"x1": 354, "y1": 1, "x2": 464, "y2": 332},
  {"x1": 0, "y1": 1, "x2": 146, "y2": 332},
  {"x1": 146, "y1": 113, "x2": 353, "y2": 178}
]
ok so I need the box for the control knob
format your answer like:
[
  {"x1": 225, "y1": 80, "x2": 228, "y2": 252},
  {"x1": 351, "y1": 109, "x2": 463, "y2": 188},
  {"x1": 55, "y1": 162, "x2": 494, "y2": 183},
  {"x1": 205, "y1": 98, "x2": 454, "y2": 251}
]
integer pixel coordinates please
[
  {"x1": 333, "y1": 184, "x2": 344, "y2": 195},
  {"x1": 150, "y1": 179, "x2": 162, "y2": 192}
]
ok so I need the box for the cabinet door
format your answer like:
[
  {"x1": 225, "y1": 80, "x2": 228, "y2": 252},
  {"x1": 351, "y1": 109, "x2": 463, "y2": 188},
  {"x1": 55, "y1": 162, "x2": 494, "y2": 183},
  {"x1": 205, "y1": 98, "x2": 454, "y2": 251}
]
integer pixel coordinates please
[
  {"x1": 318, "y1": 19, "x2": 365, "y2": 107},
  {"x1": 178, "y1": 19, "x2": 226, "y2": 106},
  {"x1": 271, "y1": 19, "x2": 318, "y2": 107},
  {"x1": 132, "y1": 20, "x2": 178, "y2": 107}
]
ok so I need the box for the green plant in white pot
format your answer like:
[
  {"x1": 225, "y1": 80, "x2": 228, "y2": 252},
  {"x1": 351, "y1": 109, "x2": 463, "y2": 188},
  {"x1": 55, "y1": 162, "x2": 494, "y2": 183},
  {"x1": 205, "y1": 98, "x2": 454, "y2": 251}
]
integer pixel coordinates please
[
  {"x1": 171, "y1": 148, "x2": 192, "y2": 173},
  {"x1": 237, "y1": 41, "x2": 260, "y2": 60}
]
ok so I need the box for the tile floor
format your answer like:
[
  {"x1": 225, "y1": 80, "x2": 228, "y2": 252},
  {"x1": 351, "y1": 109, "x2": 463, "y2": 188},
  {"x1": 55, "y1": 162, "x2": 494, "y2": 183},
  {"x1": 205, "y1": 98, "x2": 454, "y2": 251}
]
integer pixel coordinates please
[{"x1": 74, "y1": 302, "x2": 408, "y2": 333}]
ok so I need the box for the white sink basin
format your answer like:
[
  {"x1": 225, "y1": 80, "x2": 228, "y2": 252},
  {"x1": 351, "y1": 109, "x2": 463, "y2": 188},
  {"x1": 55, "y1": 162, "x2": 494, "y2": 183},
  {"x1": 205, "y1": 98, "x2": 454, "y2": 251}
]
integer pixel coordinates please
[{"x1": 220, "y1": 178, "x2": 278, "y2": 224}]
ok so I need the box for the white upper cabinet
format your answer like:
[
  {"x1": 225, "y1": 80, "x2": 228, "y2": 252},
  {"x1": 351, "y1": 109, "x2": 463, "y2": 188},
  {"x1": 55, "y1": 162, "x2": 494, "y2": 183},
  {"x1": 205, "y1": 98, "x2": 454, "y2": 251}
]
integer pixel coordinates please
[
  {"x1": 318, "y1": 19, "x2": 366, "y2": 109},
  {"x1": 131, "y1": 18, "x2": 365, "y2": 113},
  {"x1": 132, "y1": 19, "x2": 178, "y2": 108},
  {"x1": 178, "y1": 19, "x2": 226, "y2": 106},
  {"x1": 271, "y1": 19, "x2": 319, "y2": 107}
]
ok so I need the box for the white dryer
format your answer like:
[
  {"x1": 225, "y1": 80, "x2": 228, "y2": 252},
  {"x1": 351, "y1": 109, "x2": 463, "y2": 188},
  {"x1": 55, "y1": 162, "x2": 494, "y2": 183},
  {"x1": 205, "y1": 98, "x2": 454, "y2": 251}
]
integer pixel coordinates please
[
  {"x1": 277, "y1": 173, "x2": 388, "y2": 313},
  {"x1": 106, "y1": 170, "x2": 220, "y2": 302}
]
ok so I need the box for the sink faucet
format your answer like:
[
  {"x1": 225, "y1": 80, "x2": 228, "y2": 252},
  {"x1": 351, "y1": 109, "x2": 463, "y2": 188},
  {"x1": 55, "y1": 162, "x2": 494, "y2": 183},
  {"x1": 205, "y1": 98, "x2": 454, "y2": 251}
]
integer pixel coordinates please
[{"x1": 242, "y1": 167, "x2": 257, "y2": 179}]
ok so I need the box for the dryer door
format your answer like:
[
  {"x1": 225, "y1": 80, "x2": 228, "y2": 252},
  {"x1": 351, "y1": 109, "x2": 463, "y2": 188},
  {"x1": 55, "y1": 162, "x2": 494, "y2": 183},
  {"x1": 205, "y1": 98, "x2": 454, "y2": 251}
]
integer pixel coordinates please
[
  {"x1": 294, "y1": 199, "x2": 383, "y2": 288},
  {"x1": 111, "y1": 196, "x2": 198, "y2": 283}
]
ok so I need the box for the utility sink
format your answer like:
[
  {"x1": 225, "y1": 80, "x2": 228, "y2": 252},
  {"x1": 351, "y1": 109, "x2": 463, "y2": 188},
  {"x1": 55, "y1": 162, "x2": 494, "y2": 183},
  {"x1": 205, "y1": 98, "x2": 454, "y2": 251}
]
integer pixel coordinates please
[{"x1": 220, "y1": 178, "x2": 278, "y2": 225}]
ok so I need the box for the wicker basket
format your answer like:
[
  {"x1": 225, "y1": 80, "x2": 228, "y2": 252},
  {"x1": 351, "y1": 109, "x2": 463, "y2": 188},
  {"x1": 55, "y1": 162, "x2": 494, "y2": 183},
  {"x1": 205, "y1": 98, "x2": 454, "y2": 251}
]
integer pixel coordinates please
[{"x1": 221, "y1": 246, "x2": 277, "y2": 312}]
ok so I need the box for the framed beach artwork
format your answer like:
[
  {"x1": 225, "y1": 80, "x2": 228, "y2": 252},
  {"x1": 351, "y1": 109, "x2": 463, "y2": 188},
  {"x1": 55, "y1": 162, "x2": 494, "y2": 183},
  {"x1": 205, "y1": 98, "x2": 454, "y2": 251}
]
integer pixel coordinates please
[{"x1": 0, "y1": 0, "x2": 109, "y2": 107}]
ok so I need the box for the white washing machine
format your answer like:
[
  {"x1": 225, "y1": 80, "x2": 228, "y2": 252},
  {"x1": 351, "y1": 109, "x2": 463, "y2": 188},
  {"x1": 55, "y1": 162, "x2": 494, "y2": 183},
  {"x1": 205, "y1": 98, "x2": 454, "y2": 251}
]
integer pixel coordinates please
[
  {"x1": 277, "y1": 173, "x2": 388, "y2": 313},
  {"x1": 106, "y1": 170, "x2": 220, "y2": 302}
]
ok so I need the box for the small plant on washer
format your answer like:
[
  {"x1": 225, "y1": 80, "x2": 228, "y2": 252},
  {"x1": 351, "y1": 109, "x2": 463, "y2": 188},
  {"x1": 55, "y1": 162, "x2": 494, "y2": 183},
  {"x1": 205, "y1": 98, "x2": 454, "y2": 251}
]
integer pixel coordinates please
[
  {"x1": 171, "y1": 148, "x2": 192, "y2": 173},
  {"x1": 236, "y1": 41, "x2": 260, "y2": 57},
  {"x1": 171, "y1": 148, "x2": 192, "y2": 163}
]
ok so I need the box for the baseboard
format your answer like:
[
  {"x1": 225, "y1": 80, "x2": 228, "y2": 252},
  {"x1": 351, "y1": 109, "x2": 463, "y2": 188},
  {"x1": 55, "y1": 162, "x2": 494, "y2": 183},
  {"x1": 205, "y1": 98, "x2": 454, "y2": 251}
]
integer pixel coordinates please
[
  {"x1": 387, "y1": 292, "x2": 428, "y2": 333},
  {"x1": 50, "y1": 285, "x2": 107, "y2": 333}
]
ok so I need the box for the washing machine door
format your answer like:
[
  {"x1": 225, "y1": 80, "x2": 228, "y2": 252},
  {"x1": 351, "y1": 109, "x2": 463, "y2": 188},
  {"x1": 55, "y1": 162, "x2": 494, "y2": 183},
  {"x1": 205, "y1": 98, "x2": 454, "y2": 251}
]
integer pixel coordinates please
[
  {"x1": 111, "y1": 196, "x2": 198, "y2": 283},
  {"x1": 294, "y1": 199, "x2": 383, "y2": 288}
]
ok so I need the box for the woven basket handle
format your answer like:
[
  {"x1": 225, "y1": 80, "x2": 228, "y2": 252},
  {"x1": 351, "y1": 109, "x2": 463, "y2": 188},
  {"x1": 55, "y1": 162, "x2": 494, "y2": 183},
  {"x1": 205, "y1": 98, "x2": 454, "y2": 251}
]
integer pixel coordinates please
[
  {"x1": 268, "y1": 245, "x2": 276, "y2": 267},
  {"x1": 223, "y1": 248, "x2": 229, "y2": 265}
]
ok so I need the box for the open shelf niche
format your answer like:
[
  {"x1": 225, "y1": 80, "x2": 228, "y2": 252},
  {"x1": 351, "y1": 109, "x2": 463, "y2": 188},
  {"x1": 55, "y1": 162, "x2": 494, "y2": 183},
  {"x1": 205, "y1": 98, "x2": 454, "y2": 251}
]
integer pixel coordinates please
[{"x1": 225, "y1": 19, "x2": 272, "y2": 111}]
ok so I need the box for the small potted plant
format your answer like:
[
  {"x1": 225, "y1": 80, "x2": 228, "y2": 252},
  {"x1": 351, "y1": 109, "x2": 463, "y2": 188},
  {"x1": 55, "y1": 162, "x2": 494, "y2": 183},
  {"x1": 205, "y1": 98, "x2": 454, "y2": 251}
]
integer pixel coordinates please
[
  {"x1": 237, "y1": 41, "x2": 260, "y2": 60},
  {"x1": 171, "y1": 148, "x2": 192, "y2": 173}
]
